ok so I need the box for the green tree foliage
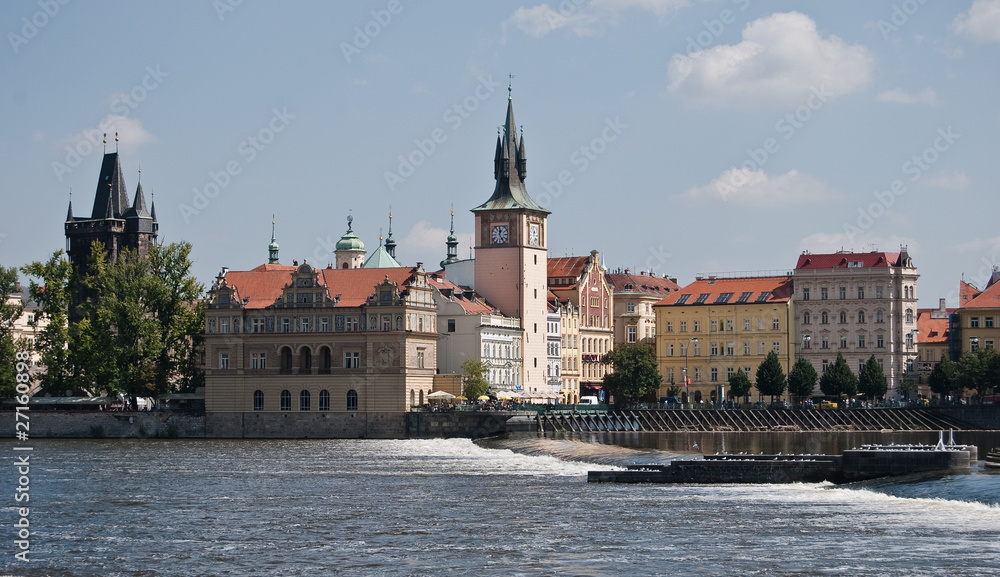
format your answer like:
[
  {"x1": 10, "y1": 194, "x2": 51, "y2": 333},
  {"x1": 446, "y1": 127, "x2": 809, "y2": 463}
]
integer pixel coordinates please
[
  {"x1": 858, "y1": 355, "x2": 888, "y2": 401},
  {"x1": 601, "y1": 342, "x2": 661, "y2": 408},
  {"x1": 0, "y1": 266, "x2": 25, "y2": 398},
  {"x1": 820, "y1": 353, "x2": 858, "y2": 400},
  {"x1": 754, "y1": 350, "x2": 787, "y2": 402},
  {"x1": 74, "y1": 242, "x2": 204, "y2": 406},
  {"x1": 929, "y1": 354, "x2": 960, "y2": 398},
  {"x1": 665, "y1": 381, "x2": 681, "y2": 397},
  {"x1": 787, "y1": 357, "x2": 818, "y2": 401},
  {"x1": 20, "y1": 252, "x2": 73, "y2": 395},
  {"x1": 728, "y1": 368, "x2": 752, "y2": 400},
  {"x1": 956, "y1": 347, "x2": 1000, "y2": 398},
  {"x1": 460, "y1": 358, "x2": 489, "y2": 400},
  {"x1": 897, "y1": 371, "x2": 916, "y2": 401}
]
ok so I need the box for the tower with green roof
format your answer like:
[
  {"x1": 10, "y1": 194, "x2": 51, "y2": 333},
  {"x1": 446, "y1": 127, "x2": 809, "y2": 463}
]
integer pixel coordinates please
[{"x1": 335, "y1": 215, "x2": 366, "y2": 269}]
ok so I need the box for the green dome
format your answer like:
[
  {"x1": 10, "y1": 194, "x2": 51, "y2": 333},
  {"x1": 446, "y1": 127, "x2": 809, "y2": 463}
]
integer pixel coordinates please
[{"x1": 336, "y1": 216, "x2": 365, "y2": 251}]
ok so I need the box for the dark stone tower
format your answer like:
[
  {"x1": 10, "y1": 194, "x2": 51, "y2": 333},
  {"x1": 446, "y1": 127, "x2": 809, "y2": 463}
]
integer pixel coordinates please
[{"x1": 65, "y1": 151, "x2": 158, "y2": 320}]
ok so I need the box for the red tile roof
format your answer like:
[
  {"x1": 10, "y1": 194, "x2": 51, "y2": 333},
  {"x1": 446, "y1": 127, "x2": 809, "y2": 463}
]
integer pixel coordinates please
[
  {"x1": 606, "y1": 272, "x2": 680, "y2": 295},
  {"x1": 917, "y1": 308, "x2": 955, "y2": 344},
  {"x1": 548, "y1": 256, "x2": 590, "y2": 279},
  {"x1": 795, "y1": 251, "x2": 901, "y2": 270},
  {"x1": 962, "y1": 280, "x2": 1000, "y2": 309},
  {"x1": 960, "y1": 280, "x2": 980, "y2": 305},
  {"x1": 224, "y1": 265, "x2": 415, "y2": 309},
  {"x1": 428, "y1": 273, "x2": 496, "y2": 315},
  {"x1": 654, "y1": 276, "x2": 793, "y2": 307}
]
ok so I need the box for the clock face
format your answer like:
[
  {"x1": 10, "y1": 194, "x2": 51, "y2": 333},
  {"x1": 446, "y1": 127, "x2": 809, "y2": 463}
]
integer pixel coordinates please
[
  {"x1": 529, "y1": 224, "x2": 539, "y2": 246},
  {"x1": 491, "y1": 225, "x2": 508, "y2": 245}
]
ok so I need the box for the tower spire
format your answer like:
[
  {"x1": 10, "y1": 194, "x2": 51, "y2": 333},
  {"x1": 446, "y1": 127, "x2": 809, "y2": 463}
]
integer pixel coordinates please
[
  {"x1": 268, "y1": 215, "x2": 280, "y2": 264},
  {"x1": 66, "y1": 188, "x2": 73, "y2": 221},
  {"x1": 440, "y1": 206, "x2": 460, "y2": 269},
  {"x1": 384, "y1": 207, "x2": 397, "y2": 258}
]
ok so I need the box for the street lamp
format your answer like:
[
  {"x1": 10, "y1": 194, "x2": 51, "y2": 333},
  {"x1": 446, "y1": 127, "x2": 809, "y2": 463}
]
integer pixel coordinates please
[{"x1": 685, "y1": 337, "x2": 698, "y2": 404}]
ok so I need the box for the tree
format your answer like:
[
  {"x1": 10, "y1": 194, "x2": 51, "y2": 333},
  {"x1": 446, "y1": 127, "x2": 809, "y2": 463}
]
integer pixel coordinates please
[
  {"x1": 858, "y1": 355, "x2": 888, "y2": 401},
  {"x1": 820, "y1": 353, "x2": 858, "y2": 401},
  {"x1": 754, "y1": 350, "x2": 787, "y2": 403},
  {"x1": 20, "y1": 252, "x2": 74, "y2": 395},
  {"x1": 74, "y1": 242, "x2": 204, "y2": 407},
  {"x1": 956, "y1": 347, "x2": 1000, "y2": 398},
  {"x1": 665, "y1": 380, "x2": 681, "y2": 398},
  {"x1": 897, "y1": 371, "x2": 916, "y2": 402},
  {"x1": 601, "y1": 342, "x2": 661, "y2": 408},
  {"x1": 929, "y1": 354, "x2": 959, "y2": 399},
  {"x1": 0, "y1": 266, "x2": 25, "y2": 399},
  {"x1": 460, "y1": 358, "x2": 489, "y2": 400},
  {"x1": 787, "y1": 357, "x2": 818, "y2": 402},
  {"x1": 728, "y1": 368, "x2": 752, "y2": 401}
]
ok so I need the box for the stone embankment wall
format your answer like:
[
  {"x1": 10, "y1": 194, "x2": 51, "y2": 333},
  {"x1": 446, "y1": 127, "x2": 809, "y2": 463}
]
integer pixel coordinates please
[
  {"x1": 929, "y1": 406, "x2": 1000, "y2": 430},
  {"x1": 206, "y1": 412, "x2": 406, "y2": 438},
  {"x1": 405, "y1": 411, "x2": 514, "y2": 439},
  {"x1": 0, "y1": 411, "x2": 205, "y2": 438}
]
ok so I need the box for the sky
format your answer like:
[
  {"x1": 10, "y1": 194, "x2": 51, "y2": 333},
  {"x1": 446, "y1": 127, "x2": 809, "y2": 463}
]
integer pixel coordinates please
[{"x1": 2, "y1": 0, "x2": 998, "y2": 309}]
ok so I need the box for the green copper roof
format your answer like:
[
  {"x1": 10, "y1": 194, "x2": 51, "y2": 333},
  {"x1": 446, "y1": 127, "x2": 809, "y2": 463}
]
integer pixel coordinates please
[
  {"x1": 363, "y1": 245, "x2": 402, "y2": 268},
  {"x1": 336, "y1": 216, "x2": 365, "y2": 251}
]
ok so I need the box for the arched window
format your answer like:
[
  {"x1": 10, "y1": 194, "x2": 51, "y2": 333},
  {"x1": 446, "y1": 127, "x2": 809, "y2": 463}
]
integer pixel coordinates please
[
  {"x1": 803, "y1": 312, "x2": 811, "y2": 325},
  {"x1": 319, "y1": 390, "x2": 330, "y2": 411},
  {"x1": 253, "y1": 390, "x2": 264, "y2": 411},
  {"x1": 905, "y1": 309, "x2": 913, "y2": 323},
  {"x1": 821, "y1": 312, "x2": 828, "y2": 324},
  {"x1": 280, "y1": 390, "x2": 291, "y2": 411},
  {"x1": 858, "y1": 311, "x2": 865, "y2": 324},
  {"x1": 409, "y1": 389, "x2": 416, "y2": 408},
  {"x1": 347, "y1": 390, "x2": 358, "y2": 411},
  {"x1": 321, "y1": 347, "x2": 332, "y2": 371},
  {"x1": 300, "y1": 390, "x2": 310, "y2": 411},
  {"x1": 839, "y1": 311, "x2": 847, "y2": 324},
  {"x1": 876, "y1": 310, "x2": 884, "y2": 323},
  {"x1": 280, "y1": 347, "x2": 293, "y2": 371},
  {"x1": 300, "y1": 348, "x2": 312, "y2": 370}
]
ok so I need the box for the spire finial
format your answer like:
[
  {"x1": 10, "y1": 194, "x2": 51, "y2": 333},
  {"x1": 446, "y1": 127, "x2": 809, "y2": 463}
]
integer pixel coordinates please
[
  {"x1": 347, "y1": 212, "x2": 353, "y2": 230},
  {"x1": 379, "y1": 226, "x2": 383, "y2": 245},
  {"x1": 103, "y1": 133, "x2": 107, "y2": 153},
  {"x1": 508, "y1": 73, "x2": 515, "y2": 100},
  {"x1": 115, "y1": 131, "x2": 119, "y2": 152}
]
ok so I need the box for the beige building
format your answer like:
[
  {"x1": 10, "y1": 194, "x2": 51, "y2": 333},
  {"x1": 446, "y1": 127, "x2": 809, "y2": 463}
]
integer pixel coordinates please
[
  {"x1": 793, "y1": 250, "x2": 919, "y2": 399},
  {"x1": 550, "y1": 292, "x2": 581, "y2": 404},
  {"x1": 549, "y1": 251, "x2": 614, "y2": 399},
  {"x1": 203, "y1": 260, "x2": 438, "y2": 437},
  {"x1": 655, "y1": 275, "x2": 795, "y2": 403},
  {"x1": 606, "y1": 269, "x2": 679, "y2": 345},
  {"x1": 955, "y1": 273, "x2": 1000, "y2": 357}
]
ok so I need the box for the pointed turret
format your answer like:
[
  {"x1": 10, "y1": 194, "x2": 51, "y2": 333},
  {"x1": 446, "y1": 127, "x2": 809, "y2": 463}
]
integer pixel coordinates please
[
  {"x1": 441, "y1": 209, "x2": 460, "y2": 269},
  {"x1": 66, "y1": 198, "x2": 73, "y2": 221},
  {"x1": 104, "y1": 192, "x2": 114, "y2": 219},
  {"x1": 125, "y1": 181, "x2": 151, "y2": 219},
  {"x1": 90, "y1": 152, "x2": 130, "y2": 219},
  {"x1": 150, "y1": 195, "x2": 157, "y2": 221},
  {"x1": 384, "y1": 210, "x2": 397, "y2": 258},
  {"x1": 472, "y1": 97, "x2": 548, "y2": 214},
  {"x1": 268, "y1": 219, "x2": 280, "y2": 264}
]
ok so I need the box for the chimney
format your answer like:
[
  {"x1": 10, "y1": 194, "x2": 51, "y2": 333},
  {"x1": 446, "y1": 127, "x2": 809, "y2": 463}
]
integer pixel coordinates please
[{"x1": 939, "y1": 298, "x2": 946, "y2": 312}]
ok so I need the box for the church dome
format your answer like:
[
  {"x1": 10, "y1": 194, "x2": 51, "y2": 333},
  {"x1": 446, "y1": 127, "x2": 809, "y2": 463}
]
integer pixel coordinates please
[{"x1": 336, "y1": 216, "x2": 365, "y2": 251}]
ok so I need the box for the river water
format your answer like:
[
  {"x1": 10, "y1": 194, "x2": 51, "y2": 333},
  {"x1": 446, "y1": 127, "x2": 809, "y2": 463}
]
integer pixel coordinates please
[{"x1": 3, "y1": 431, "x2": 1000, "y2": 576}]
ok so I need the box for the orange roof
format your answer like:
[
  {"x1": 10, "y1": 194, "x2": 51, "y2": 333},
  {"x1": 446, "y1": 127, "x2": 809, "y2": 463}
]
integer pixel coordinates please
[
  {"x1": 960, "y1": 280, "x2": 980, "y2": 305},
  {"x1": 962, "y1": 280, "x2": 1000, "y2": 309},
  {"x1": 428, "y1": 272, "x2": 497, "y2": 315},
  {"x1": 654, "y1": 276, "x2": 793, "y2": 307},
  {"x1": 795, "y1": 251, "x2": 901, "y2": 269},
  {"x1": 223, "y1": 265, "x2": 415, "y2": 309},
  {"x1": 606, "y1": 272, "x2": 680, "y2": 295},
  {"x1": 548, "y1": 256, "x2": 589, "y2": 279},
  {"x1": 917, "y1": 308, "x2": 954, "y2": 344}
]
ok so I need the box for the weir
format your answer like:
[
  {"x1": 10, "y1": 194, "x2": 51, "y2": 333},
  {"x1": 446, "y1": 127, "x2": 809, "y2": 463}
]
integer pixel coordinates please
[{"x1": 537, "y1": 408, "x2": 976, "y2": 433}]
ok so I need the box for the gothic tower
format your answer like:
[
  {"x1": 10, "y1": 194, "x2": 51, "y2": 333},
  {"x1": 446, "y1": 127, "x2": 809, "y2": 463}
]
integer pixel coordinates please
[
  {"x1": 472, "y1": 95, "x2": 550, "y2": 392},
  {"x1": 65, "y1": 150, "x2": 158, "y2": 321}
]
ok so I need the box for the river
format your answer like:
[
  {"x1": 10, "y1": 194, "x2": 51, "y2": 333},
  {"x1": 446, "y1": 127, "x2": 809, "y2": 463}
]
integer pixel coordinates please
[{"x1": 3, "y1": 431, "x2": 999, "y2": 576}]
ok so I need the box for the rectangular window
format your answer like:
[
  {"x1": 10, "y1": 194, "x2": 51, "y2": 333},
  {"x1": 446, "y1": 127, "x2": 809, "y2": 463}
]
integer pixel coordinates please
[
  {"x1": 382, "y1": 316, "x2": 391, "y2": 331},
  {"x1": 665, "y1": 343, "x2": 674, "y2": 356},
  {"x1": 627, "y1": 326, "x2": 636, "y2": 342},
  {"x1": 772, "y1": 342, "x2": 780, "y2": 354},
  {"x1": 840, "y1": 336, "x2": 848, "y2": 349},
  {"x1": 252, "y1": 318, "x2": 265, "y2": 333},
  {"x1": 346, "y1": 317, "x2": 359, "y2": 332},
  {"x1": 737, "y1": 292, "x2": 753, "y2": 303},
  {"x1": 839, "y1": 287, "x2": 847, "y2": 300},
  {"x1": 822, "y1": 359, "x2": 829, "y2": 372},
  {"x1": 627, "y1": 302, "x2": 636, "y2": 312},
  {"x1": 726, "y1": 342, "x2": 734, "y2": 356},
  {"x1": 710, "y1": 342, "x2": 719, "y2": 356},
  {"x1": 710, "y1": 367, "x2": 718, "y2": 382},
  {"x1": 743, "y1": 319, "x2": 750, "y2": 331},
  {"x1": 743, "y1": 342, "x2": 750, "y2": 356},
  {"x1": 821, "y1": 337, "x2": 829, "y2": 349},
  {"x1": 802, "y1": 287, "x2": 810, "y2": 301},
  {"x1": 711, "y1": 320, "x2": 719, "y2": 332},
  {"x1": 590, "y1": 297, "x2": 599, "y2": 307},
  {"x1": 714, "y1": 293, "x2": 733, "y2": 304},
  {"x1": 680, "y1": 321, "x2": 687, "y2": 332},
  {"x1": 757, "y1": 342, "x2": 765, "y2": 355},
  {"x1": 971, "y1": 317, "x2": 980, "y2": 328},
  {"x1": 971, "y1": 338, "x2": 980, "y2": 353},
  {"x1": 772, "y1": 318, "x2": 779, "y2": 330},
  {"x1": 726, "y1": 319, "x2": 733, "y2": 331},
  {"x1": 757, "y1": 318, "x2": 764, "y2": 330},
  {"x1": 665, "y1": 321, "x2": 673, "y2": 333},
  {"x1": 987, "y1": 317, "x2": 995, "y2": 328},
  {"x1": 301, "y1": 317, "x2": 311, "y2": 332},
  {"x1": 694, "y1": 368, "x2": 701, "y2": 382},
  {"x1": 251, "y1": 352, "x2": 266, "y2": 369},
  {"x1": 877, "y1": 334, "x2": 884, "y2": 348},
  {"x1": 727, "y1": 367, "x2": 735, "y2": 380},
  {"x1": 417, "y1": 350, "x2": 426, "y2": 369},
  {"x1": 220, "y1": 319, "x2": 229, "y2": 334},
  {"x1": 320, "y1": 318, "x2": 329, "y2": 332},
  {"x1": 219, "y1": 353, "x2": 229, "y2": 369},
  {"x1": 693, "y1": 321, "x2": 701, "y2": 332},
  {"x1": 756, "y1": 292, "x2": 772, "y2": 303},
  {"x1": 344, "y1": 351, "x2": 360, "y2": 368},
  {"x1": 281, "y1": 318, "x2": 290, "y2": 333},
  {"x1": 676, "y1": 294, "x2": 690, "y2": 305},
  {"x1": 858, "y1": 335, "x2": 866, "y2": 348},
  {"x1": 694, "y1": 293, "x2": 710, "y2": 304},
  {"x1": 858, "y1": 286, "x2": 865, "y2": 299},
  {"x1": 448, "y1": 319, "x2": 456, "y2": 332},
  {"x1": 821, "y1": 287, "x2": 828, "y2": 300},
  {"x1": 876, "y1": 285, "x2": 883, "y2": 299}
]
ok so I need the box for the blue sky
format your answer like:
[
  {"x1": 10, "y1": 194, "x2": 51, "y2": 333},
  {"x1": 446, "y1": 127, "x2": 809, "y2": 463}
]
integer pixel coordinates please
[{"x1": 2, "y1": 0, "x2": 998, "y2": 307}]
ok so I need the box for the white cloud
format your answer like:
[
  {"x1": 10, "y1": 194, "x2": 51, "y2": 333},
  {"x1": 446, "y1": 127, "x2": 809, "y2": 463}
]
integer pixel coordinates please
[
  {"x1": 799, "y1": 232, "x2": 919, "y2": 256},
  {"x1": 398, "y1": 220, "x2": 470, "y2": 266},
  {"x1": 506, "y1": 0, "x2": 688, "y2": 38},
  {"x1": 668, "y1": 12, "x2": 874, "y2": 107},
  {"x1": 920, "y1": 171, "x2": 969, "y2": 191},
  {"x1": 682, "y1": 168, "x2": 838, "y2": 204},
  {"x1": 876, "y1": 87, "x2": 939, "y2": 105},
  {"x1": 57, "y1": 114, "x2": 154, "y2": 152},
  {"x1": 951, "y1": 0, "x2": 1000, "y2": 43}
]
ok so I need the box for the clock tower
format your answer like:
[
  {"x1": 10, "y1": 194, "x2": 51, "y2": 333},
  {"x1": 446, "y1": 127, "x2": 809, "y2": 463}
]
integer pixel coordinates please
[{"x1": 472, "y1": 95, "x2": 550, "y2": 394}]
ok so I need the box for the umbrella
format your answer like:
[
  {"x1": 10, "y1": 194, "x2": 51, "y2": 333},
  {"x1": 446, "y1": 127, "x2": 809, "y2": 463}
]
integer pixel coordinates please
[
  {"x1": 477, "y1": 395, "x2": 490, "y2": 401},
  {"x1": 454, "y1": 395, "x2": 467, "y2": 401},
  {"x1": 427, "y1": 390, "x2": 455, "y2": 400}
]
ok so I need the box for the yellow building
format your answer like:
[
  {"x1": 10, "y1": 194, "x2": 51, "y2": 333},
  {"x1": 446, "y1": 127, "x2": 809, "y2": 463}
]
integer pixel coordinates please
[
  {"x1": 654, "y1": 275, "x2": 794, "y2": 404},
  {"x1": 956, "y1": 275, "x2": 1000, "y2": 357}
]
